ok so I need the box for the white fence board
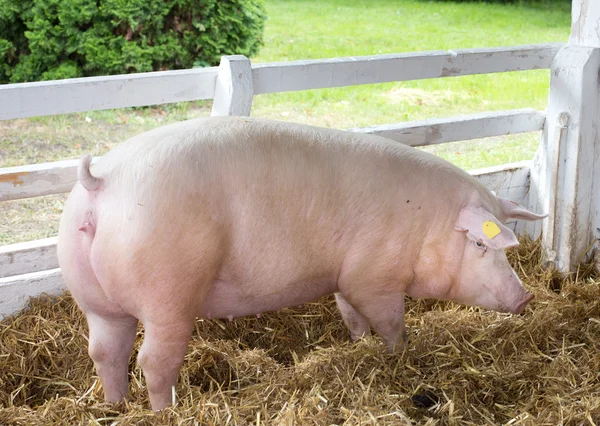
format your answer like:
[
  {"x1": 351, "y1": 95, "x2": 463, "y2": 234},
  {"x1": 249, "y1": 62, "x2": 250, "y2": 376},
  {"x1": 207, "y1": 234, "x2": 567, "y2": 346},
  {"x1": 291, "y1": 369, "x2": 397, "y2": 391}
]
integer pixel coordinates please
[
  {"x1": 0, "y1": 268, "x2": 64, "y2": 318},
  {"x1": 471, "y1": 161, "x2": 531, "y2": 234},
  {"x1": 0, "y1": 159, "x2": 80, "y2": 202},
  {"x1": 570, "y1": 0, "x2": 600, "y2": 48},
  {"x1": 211, "y1": 56, "x2": 254, "y2": 116},
  {"x1": 1, "y1": 44, "x2": 562, "y2": 122},
  {"x1": 252, "y1": 44, "x2": 562, "y2": 94},
  {"x1": 351, "y1": 109, "x2": 545, "y2": 147},
  {"x1": 0, "y1": 110, "x2": 542, "y2": 202},
  {"x1": 0, "y1": 237, "x2": 58, "y2": 278},
  {"x1": 0, "y1": 67, "x2": 218, "y2": 120}
]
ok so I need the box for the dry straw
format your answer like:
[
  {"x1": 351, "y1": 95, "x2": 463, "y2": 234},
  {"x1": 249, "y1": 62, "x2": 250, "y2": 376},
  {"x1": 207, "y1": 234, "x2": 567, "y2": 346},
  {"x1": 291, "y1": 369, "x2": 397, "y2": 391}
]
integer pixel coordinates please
[{"x1": 1, "y1": 237, "x2": 600, "y2": 425}]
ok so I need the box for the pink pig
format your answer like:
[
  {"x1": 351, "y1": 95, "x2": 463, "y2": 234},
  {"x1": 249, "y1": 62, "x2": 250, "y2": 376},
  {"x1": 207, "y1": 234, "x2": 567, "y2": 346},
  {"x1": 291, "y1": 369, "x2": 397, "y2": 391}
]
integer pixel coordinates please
[{"x1": 57, "y1": 117, "x2": 545, "y2": 410}]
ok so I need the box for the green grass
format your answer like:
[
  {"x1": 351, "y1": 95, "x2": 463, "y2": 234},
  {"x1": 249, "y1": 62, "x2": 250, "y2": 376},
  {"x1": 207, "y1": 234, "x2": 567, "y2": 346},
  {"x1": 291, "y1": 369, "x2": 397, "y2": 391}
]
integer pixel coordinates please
[
  {"x1": 248, "y1": 0, "x2": 570, "y2": 168},
  {"x1": 0, "y1": 0, "x2": 572, "y2": 244},
  {"x1": 1, "y1": 0, "x2": 571, "y2": 167}
]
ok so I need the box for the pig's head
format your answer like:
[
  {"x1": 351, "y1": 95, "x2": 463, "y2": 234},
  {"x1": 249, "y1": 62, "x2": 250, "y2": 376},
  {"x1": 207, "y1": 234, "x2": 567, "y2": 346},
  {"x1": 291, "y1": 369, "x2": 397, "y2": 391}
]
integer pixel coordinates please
[{"x1": 449, "y1": 200, "x2": 545, "y2": 314}]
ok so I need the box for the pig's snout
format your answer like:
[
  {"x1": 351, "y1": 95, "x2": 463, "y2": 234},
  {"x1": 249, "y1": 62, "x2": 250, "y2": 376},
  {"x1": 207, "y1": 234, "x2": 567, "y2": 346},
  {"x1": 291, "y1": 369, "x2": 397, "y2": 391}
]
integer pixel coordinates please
[{"x1": 510, "y1": 292, "x2": 535, "y2": 314}]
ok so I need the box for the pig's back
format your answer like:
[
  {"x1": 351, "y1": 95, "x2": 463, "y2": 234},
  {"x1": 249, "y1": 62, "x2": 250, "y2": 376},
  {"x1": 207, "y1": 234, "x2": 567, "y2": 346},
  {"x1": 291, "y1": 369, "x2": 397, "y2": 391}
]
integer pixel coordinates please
[
  {"x1": 92, "y1": 116, "x2": 479, "y2": 253},
  {"x1": 95, "y1": 116, "x2": 474, "y2": 205}
]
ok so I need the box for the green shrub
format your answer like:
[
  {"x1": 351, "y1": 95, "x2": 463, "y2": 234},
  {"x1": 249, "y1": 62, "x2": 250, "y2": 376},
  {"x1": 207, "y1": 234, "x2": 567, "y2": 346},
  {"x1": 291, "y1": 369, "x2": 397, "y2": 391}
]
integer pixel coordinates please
[{"x1": 0, "y1": 0, "x2": 266, "y2": 83}]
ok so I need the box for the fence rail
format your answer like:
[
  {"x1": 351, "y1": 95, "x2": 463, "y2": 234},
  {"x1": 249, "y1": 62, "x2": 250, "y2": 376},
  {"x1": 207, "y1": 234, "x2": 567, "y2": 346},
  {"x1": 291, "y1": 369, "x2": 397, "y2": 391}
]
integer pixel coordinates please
[
  {"x1": 0, "y1": 68, "x2": 219, "y2": 121},
  {"x1": 252, "y1": 44, "x2": 562, "y2": 94},
  {"x1": 0, "y1": 108, "x2": 544, "y2": 203},
  {"x1": 1, "y1": 43, "x2": 562, "y2": 120},
  {"x1": 0, "y1": 42, "x2": 564, "y2": 317}
]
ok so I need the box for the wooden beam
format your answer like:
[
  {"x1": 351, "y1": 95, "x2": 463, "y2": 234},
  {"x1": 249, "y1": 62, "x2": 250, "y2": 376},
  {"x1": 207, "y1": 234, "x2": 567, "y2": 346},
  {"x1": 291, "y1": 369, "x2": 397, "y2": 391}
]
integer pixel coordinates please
[
  {"x1": 570, "y1": 0, "x2": 600, "y2": 48},
  {"x1": 0, "y1": 67, "x2": 218, "y2": 120},
  {"x1": 0, "y1": 110, "x2": 543, "y2": 202},
  {"x1": 0, "y1": 269, "x2": 64, "y2": 318},
  {"x1": 471, "y1": 161, "x2": 532, "y2": 234},
  {"x1": 527, "y1": 0, "x2": 600, "y2": 271},
  {"x1": 0, "y1": 159, "x2": 80, "y2": 202},
  {"x1": 0, "y1": 237, "x2": 58, "y2": 278},
  {"x1": 252, "y1": 44, "x2": 562, "y2": 94},
  {"x1": 211, "y1": 55, "x2": 254, "y2": 117},
  {"x1": 351, "y1": 109, "x2": 544, "y2": 147}
]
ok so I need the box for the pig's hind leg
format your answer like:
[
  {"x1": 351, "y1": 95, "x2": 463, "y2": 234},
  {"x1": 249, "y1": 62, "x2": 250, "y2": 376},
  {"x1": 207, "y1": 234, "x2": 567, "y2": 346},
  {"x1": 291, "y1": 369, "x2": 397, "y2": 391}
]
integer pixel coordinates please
[
  {"x1": 87, "y1": 312, "x2": 138, "y2": 402},
  {"x1": 137, "y1": 320, "x2": 195, "y2": 411},
  {"x1": 57, "y1": 203, "x2": 138, "y2": 403},
  {"x1": 334, "y1": 292, "x2": 371, "y2": 341}
]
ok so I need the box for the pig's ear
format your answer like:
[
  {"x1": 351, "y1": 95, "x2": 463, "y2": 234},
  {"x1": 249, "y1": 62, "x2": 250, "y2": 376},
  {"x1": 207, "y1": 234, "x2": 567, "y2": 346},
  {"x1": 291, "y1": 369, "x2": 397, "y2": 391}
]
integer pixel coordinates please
[
  {"x1": 454, "y1": 206, "x2": 519, "y2": 250},
  {"x1": 496, "y1": 196, "x2": 547, "y2": 221}
]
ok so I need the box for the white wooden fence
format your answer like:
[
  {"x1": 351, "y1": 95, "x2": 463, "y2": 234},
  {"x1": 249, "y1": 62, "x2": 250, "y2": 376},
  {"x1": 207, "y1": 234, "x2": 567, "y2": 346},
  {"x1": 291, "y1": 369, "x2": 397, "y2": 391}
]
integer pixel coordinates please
[{"x1": 1, "y1": 0, "x2": 598, "y2": 317}]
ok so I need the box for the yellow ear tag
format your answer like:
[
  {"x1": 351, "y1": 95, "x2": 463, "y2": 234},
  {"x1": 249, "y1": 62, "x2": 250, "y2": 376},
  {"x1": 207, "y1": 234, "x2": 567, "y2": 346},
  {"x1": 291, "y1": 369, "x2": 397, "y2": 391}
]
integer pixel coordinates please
[{"x1": 483, "y1": 221, "x2": 501, "y2": 239}]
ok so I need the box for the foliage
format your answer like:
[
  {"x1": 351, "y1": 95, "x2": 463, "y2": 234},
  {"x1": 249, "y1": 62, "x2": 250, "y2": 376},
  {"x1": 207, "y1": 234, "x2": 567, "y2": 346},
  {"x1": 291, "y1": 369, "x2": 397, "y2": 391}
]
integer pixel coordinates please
[{"x1": 0, "y1": 0, "x2": 266, "y2": 83}]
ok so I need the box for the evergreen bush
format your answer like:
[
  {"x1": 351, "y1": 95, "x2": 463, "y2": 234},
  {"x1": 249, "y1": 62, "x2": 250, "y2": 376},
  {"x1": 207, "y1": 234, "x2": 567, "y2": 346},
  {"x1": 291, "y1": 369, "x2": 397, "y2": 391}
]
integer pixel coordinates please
[{"x1": 0, "y1": 0, "x2": 266, "y2": 83}]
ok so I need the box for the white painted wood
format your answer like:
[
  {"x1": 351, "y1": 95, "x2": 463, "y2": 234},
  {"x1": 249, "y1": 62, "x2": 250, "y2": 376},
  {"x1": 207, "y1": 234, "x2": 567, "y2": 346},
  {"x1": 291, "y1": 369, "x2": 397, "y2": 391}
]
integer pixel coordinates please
[
  {"x1": 0, "y1": 159, "x2": 80, "y2": 202},
  {"x1": 543, "y1": 112, "x2": 569, "y2": 265},
  {"x1": 471, "y1": 161, "x2": 531, "y2": 233},
  {"x1": 350, "y1": 109, "x2": 544, "y2": 147},
  {"x1": 0, "y1": 268, "x2": 65, "y2": 318},
  {"x1": 1, "y1": 43, "x2": 562, "y2": 122},
  {"x1": 471, "y1": 160, "x2": 530, "y2": 200},
  {"x1": 527, "y1": 46, "x2": 600, "y2": 272},
  {"x1": 0, "y1": 67, "x2": 218, "y2": 120},
  {"x1": 570, "y1": 0, "x2": 600, "y2": 48},
  {"x1": 211, "y1": 55, "x2": 253, "y2": 116},
  {"x1": 1, "y1": 111, "x2": 540, "y2": 202},
  {"x1": 0, "y1": 237, "x2": 58, "y2": 278},
  {"x1": 252, "y1": 44, "x2": 563, "y2": 94}
]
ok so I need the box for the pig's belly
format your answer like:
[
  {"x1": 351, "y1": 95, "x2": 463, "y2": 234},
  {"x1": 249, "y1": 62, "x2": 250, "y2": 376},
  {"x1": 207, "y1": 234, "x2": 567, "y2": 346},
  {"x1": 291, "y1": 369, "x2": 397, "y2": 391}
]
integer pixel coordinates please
[{"x1": 198, "y1": 277, "x2": 338, "y2": 320}]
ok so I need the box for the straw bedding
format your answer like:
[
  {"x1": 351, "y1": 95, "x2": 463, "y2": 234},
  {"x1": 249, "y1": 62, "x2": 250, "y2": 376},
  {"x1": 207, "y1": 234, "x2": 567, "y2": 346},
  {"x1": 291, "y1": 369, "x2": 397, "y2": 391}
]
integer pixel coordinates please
[{"x1": 1, "y1": 237, "x2": 600, "y2": 425}]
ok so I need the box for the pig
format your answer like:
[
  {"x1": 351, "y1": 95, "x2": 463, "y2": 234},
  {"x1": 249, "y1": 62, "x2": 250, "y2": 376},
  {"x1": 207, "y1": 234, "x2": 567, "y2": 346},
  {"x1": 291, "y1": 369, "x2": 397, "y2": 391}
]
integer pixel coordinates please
[{"x1": 57, "y1": 116, "x2": 545, "y2": 410}]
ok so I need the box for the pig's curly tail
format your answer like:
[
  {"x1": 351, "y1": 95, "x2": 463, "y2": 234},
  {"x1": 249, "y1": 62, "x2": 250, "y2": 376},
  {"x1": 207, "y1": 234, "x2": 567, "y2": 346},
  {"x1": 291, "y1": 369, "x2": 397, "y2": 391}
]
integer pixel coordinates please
[{"x1": 78, "y1": 154, "x2": 103, "y2": 192}]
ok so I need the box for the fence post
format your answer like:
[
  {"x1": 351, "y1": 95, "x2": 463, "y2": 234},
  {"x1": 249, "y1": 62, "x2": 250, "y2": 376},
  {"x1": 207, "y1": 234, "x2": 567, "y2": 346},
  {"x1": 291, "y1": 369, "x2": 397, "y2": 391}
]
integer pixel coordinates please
[
  {"x1": 211, "y1": 55, "x2": 254, "y2": 116},
  {"x1": 526, "y1": 0, "x2": 600, "y2": 272}
]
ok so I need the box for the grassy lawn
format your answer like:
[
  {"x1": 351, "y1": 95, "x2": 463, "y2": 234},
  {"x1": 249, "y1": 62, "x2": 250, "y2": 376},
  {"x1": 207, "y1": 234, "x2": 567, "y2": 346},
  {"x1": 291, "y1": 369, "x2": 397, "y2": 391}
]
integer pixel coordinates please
[{"x1": 0, "y1": 0, "x2": 571, "y2": 244}]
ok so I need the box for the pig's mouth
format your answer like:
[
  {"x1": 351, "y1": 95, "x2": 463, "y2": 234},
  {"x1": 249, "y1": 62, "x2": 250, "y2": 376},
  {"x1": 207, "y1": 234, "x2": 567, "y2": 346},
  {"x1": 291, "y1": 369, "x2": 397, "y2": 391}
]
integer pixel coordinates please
[{"x1": 510, "y1": 293, "x2": 535, "y2": 314}]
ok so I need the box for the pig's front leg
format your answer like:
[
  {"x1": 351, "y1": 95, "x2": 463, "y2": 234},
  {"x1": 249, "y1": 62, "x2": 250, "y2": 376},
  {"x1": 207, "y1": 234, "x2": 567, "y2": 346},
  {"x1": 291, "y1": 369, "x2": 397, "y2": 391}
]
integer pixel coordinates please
[
  {"x1": 87, "y1": 313, "x2": 138, "y2": 402},
  {"x1": 334, "y1": 292, "x2": 371, "y2": 341},
  {"x1": 338, "y1": 285, "x2": 407, "y2": 353},
  {"x1": 360, "y1": 295, "x2": 406, "y2": 353}
]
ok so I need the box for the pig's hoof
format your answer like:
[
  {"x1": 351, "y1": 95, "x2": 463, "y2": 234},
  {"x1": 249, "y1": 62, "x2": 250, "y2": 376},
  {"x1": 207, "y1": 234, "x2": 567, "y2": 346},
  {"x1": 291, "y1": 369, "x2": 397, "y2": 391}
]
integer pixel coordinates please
[{"x1": 411, "y1": 390, "x2": 439, "y2": 409}]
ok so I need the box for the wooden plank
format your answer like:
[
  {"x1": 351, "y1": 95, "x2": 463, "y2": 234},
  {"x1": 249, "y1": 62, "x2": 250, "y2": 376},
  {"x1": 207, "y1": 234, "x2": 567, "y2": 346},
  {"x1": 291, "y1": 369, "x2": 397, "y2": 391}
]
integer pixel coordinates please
[
  {"x1": 0, "y1": 159, "x2": 80, "y2": 202},
  {"x1": 0, "y1": 237, "x2": 58, "y2": 278},
  {"x1": 252, "y1": 43, "x2": 563, "y2": 94},
  {"x1": 0, "y1": 67, "x2": 218, "y2": 120},
  {"x1": 350, "y1": 109, "x2": 545, "y2": 147},
  {"x1": 570, "y1": 0, "x2": 600, "y2": 48},
  {"x1": 471, "y1": 161, "x2": 531, "y2": 234},
  {"x1": 1, "y1": 111, "x2": 540, "y2": 202},
  {"x1": 0, "y1": 268, "x2": 65, "y2": 319},
  {"x1": 211, "y1": 55, "x2": 254, "y2": 117},
  {"x1": 528, "y1": 45, "x2": 600, "y2": 272},
  {"x1": 471, "y1": 160, "x2": 530, "y2": 198}
]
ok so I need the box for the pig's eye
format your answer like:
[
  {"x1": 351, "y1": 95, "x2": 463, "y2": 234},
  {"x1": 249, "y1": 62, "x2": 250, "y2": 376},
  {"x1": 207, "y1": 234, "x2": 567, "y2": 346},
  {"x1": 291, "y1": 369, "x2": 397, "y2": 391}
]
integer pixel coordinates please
[{"x1": 475, "y1": 241, "x2": 487, "y2": 251}]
